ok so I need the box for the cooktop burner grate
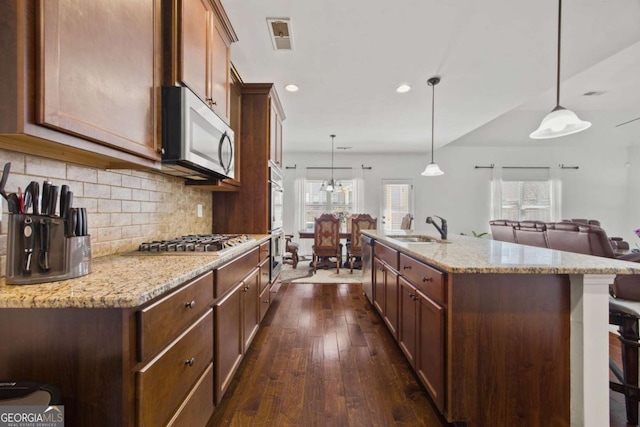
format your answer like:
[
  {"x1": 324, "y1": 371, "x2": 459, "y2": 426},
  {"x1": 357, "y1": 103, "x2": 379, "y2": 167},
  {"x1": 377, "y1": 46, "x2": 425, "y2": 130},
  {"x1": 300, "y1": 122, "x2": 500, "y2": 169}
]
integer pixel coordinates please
[{"x1": 137, "y1": 234, "x2": 252, "y2": 253}]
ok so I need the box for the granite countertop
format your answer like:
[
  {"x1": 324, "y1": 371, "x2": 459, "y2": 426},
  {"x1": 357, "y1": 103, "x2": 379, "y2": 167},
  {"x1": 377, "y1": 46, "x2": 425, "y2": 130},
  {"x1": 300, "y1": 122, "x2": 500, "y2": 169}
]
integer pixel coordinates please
[
  {"x1": 363, "y1": 230, "x2": 640, "y2": 275},
  {"x1": 0, "y1": 235, "x2": 270, "y2": 309}
]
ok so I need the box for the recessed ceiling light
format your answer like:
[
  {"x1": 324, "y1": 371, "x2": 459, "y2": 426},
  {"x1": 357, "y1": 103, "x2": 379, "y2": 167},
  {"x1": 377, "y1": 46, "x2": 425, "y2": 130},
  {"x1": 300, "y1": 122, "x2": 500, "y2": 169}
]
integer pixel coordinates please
[
  {"x1": 284, "y1": 84, "x2": 299, "y2": 92},
  {"x1": 396, "y1": 84, "x2": 411, "y2": 93}
]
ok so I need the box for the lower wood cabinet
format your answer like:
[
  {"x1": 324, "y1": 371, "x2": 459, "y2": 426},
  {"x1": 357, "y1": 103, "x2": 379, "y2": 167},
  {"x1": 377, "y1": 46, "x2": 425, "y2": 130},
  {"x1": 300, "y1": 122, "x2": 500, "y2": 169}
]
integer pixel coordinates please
[
  {"x1": 214, "y1": 280, "x2": 243, "y2": 403},
  {"x1": 398, "y1": 276, "x2": 445, "y2": 413},
  {"x1": 373, "y1": 243, "x2": 446, "y2": 415},
  {"x1": 0, "y1": 240, "x2": 277, "y2": 427},
  {"x1": 213, "y1": 246, "x2": 264, "y2": 404},
  {"x1": 137, "y1": 309, "x2": 214, "y2": 426}
]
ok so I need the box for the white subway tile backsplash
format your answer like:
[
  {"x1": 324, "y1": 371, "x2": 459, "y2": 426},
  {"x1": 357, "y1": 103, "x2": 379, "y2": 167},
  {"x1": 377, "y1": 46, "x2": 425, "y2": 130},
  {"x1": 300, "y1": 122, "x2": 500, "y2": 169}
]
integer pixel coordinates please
[
  {"x1": 121, "y1": 175, "x2": 142, "y2": 189},
  {"x1": 111, "y1": 213, "x2": 132, "y2": 227},
  {"x1": 97, "y1": 170, "x2": 122, "y2": 186},
  {"x1": 1, "y1": 149, "x2": 213, "y2": 278},
  {"x1": 67, "y1": 165, "x2": 97, "y2": 183},
  {"x1": 111, "y1": 187, "x2": 132, "y2": 200},
  {"x1": 84, "y1": 183, "x2": 111, "y2": 199},
  {"x1": 122, "y1": 201, "x2": 141, "y2": 213},
  {"x1": 98, "y1": 199, "x2": 122, "y2": 213},
  {"x1": 26, "y1": 157, "x2": 66, "y2": 179}
]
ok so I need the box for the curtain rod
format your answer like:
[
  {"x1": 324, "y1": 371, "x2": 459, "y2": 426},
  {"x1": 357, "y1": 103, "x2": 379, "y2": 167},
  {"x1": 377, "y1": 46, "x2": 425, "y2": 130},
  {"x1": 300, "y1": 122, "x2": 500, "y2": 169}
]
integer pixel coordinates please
[
  {"x1": 285, "y1": 165, "x2": 372, "y2": 170},
  {"x1": 474, "y1": 164, "x2": 578, "y2": 170}
]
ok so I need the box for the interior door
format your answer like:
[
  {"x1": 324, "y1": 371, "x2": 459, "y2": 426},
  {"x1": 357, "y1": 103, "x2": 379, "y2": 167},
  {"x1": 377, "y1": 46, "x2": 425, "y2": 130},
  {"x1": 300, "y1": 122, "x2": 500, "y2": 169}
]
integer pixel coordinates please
[{"x1": 380, "y1": 180, "x2": 413, "y2": 231}]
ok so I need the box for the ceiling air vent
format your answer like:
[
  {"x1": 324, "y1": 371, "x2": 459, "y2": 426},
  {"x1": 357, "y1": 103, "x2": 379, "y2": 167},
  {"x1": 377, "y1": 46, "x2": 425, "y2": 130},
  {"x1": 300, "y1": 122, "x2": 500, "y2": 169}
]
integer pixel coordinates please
[{"x1": 267, "y1": 18, "x2": 293, "y2": 50}]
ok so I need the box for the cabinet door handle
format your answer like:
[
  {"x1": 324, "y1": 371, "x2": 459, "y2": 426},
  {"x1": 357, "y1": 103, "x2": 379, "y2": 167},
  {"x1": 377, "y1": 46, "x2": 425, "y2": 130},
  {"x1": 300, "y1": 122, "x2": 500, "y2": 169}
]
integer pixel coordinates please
[
  {"x1": 185, "y1": 300, "x2": 196, "y2": 309},
  {"x1": 422, "y1": 277, "x2": 433, "y2": 282},
  {"x1": 185, "y1": 357, "x2": 195, "y2": 367},
  {"x1": 263, "y1": 299, "x2": 269, "y2": 304},
  {"x1": 409, "y1": 293, "x2": 415, "y2": 299},
  {"x1": 403, "y1": 265, "x2": 412, "y2": 270}
]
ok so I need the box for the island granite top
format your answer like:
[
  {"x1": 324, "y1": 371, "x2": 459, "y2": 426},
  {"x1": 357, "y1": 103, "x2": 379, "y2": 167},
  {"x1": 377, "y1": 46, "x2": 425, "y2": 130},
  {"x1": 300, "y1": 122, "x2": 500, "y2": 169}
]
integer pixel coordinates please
[
  {"x1": 363, "y1": 230, "x2": 640, "y2": 275},
  {"x1": 0, "y1": 235, "x2": 271, "y2": 309}
]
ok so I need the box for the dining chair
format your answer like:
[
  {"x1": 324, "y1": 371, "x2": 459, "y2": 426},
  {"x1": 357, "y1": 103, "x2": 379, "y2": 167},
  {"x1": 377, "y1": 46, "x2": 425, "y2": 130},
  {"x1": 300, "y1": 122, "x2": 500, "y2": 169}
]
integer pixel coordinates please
[
  {"x1": 347, "y1": 214, "x2": 377, "y2": 273},
  {"x1": 283, "y1": 234, "x2": 299, "y2": 269},
  {"x1": 400, "y1": 214, "x2": 413, "y2": 230},
  {"x1": 312, "y1": 213, "x2": 341, "y2": 273}
]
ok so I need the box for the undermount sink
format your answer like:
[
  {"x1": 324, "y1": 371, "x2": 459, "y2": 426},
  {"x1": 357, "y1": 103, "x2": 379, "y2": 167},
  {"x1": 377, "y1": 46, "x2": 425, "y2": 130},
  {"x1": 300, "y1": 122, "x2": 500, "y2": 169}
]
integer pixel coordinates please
[{"x1": 388, "y1": 235, "x2": 450, "y2": 244}]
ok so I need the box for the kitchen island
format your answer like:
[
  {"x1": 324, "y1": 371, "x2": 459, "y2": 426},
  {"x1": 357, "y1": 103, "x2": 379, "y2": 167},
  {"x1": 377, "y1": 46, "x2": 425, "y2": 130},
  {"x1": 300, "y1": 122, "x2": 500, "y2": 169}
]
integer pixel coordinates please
[
  {"x1": 362, "y1": 229, "x2": 640, "y2": 427},
  {"x1": 0, "y1": 235, "x2": 273, "y2": 427}
]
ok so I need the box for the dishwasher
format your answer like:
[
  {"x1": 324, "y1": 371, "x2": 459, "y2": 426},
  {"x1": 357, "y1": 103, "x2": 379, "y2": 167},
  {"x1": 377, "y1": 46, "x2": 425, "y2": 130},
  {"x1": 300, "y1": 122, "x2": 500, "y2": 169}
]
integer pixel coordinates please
[{"x1": 361, "y1": 235, "x2": 373, "y2": 303}]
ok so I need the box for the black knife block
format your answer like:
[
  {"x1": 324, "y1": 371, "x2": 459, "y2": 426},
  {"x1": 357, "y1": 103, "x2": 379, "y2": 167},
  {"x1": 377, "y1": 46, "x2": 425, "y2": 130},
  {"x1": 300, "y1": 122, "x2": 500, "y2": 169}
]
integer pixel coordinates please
[{"x1": 5, "y1": 214, "x2": 91, "y2": 285}]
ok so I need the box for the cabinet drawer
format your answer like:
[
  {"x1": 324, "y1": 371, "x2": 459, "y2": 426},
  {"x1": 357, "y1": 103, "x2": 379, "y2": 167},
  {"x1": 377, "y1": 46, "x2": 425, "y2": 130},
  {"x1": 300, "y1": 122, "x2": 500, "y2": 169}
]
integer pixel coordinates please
[
  {"x1": 259, "y1": 281, "x2": 270, "y2": 323},
  {"x1": 259, "y1": 258, "x2": 270, "y2": 293},
  {"x1": 137, "y1": 309, "x2": 213, "y2": 427},
  {"x1": 375, "y1": 242, "x2": 398, "y2": 270},
  {"x1": 259, "y1": 241, "x2": 270, "y2": 261},
  {"x1": 138, "y1": 271, "x2": 213, "y2": 362},
  {"x1": 399, "y1": 253, "x2": 445, "y2": 305},
  {"x1": 167, "y1": 363, "x2": 214, "y2": 427},
  {"x1": 215, "y1": 247, "x2": 259, "y2": 297}
]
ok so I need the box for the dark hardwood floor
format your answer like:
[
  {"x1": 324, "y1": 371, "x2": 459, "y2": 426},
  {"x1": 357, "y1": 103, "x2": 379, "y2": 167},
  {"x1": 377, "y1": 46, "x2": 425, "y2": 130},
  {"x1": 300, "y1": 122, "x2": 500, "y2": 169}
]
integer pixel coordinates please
[{"x1": 209, "y1": 281, "x2": 636, "y2": 427}]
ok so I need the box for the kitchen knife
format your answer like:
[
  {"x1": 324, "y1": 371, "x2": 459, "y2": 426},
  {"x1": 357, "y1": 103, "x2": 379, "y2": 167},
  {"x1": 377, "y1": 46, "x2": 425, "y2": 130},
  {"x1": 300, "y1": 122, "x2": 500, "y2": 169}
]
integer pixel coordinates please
[
  {"x1": 6, "y1": 193, "x2": 19, "y2": 214},
  {"x1": 38, "y1": 219, "x2": 51, "y2": 272},
  {"x1": 63, "y1": 191, "x2": 73, "y2": 236},
  {"x1": 79, "y1": 208, "x2": 88, "y2": 236},
  {"x1": 41, "y1": 181, "x2": 51, "y2": 215},
  {"x1": 69, "y1": 208, "x2": 77, "y2": 237},
  {"x1": 24, "y1": 181, "x2": 40, "y2": 215},
  {"x1": 48, "y1": 185, "x2": 59, "y2": 217},
  {"x1": 22, "y1": 216, "x2": 35, "y2": 275},
  {"x1": 75, "y1": 207, "x2": 83, "y2": 237},
  {"x1": 59, "y1": 185, "x2": 69, "y2": 217},
  {"x1": 0, "y1": 162, "x2": 10, "y2": 201}
]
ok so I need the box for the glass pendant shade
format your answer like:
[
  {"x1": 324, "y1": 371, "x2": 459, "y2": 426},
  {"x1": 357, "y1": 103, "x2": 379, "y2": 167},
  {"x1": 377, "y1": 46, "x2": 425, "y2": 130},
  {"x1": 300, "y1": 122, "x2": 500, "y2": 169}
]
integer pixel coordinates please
[
  {"x1": 530, "y1": 106, "x2": 591, "y2": 139},
  {"x1": 422, "y1": 77, "x2": 444, "y2": 176},
  {"x1": 325, "y1": 181, "x2": 334, "y2": 192},
  {"x1": 531, "y1": 0, "x2": 591, "y2": 140},
  {"x1": 421, "y1": 162, "x2": 444, "y2": 176}
]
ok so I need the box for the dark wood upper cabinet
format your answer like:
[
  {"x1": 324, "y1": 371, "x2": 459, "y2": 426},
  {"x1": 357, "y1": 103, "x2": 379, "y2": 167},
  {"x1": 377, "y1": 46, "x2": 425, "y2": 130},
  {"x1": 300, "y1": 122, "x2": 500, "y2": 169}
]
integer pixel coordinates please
[
  {"x1": 212, "y1": 83, "x2": 285, "y2": 232},
  {"x1": 0, "y1": 0, "x2": 163, "y2": 169},
  {"x1": 165, "y1": 0, "x2": 237, "y2": 125}
]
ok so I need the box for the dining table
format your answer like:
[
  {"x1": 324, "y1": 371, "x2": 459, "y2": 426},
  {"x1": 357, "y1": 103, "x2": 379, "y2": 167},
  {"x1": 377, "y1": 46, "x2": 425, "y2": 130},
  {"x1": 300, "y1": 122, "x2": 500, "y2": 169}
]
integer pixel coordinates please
[{"x1": 298, "y1": 230, "x2": 355, "y2": 269}]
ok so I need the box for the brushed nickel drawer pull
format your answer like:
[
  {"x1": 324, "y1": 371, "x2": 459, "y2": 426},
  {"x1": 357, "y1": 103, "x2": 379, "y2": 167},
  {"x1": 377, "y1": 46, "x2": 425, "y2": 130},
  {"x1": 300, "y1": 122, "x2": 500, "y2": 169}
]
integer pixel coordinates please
[
  {"x1": 185, "y1": 357, "x2": 195, "y2": 367},
  {"x1": 185, "y1": 300, "x2": 196, "y2": 309},
  {"x1": 422, "y1": 277, "x2": 433, "y2": 282},
  {"x1": 403, "y1": 265, "x2": 412, "y2": 270},
  {"x1": 263, "y1": 299, "x2": 269, "y2": 303}
]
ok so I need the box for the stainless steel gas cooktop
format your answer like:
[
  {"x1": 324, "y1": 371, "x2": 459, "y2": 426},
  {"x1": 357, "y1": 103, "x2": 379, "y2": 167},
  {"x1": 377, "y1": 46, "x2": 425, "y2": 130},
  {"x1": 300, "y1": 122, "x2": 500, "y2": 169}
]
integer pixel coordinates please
[{"x1": 133, "y1": 234, "x2": 254, "y2": 256}]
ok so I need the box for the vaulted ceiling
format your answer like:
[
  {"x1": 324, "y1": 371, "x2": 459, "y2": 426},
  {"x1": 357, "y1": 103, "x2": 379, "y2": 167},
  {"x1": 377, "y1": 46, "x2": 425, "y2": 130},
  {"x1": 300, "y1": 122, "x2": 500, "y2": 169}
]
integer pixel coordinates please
[{"x1": 221, "y1": 0, "x2": 640, "y2": 153}]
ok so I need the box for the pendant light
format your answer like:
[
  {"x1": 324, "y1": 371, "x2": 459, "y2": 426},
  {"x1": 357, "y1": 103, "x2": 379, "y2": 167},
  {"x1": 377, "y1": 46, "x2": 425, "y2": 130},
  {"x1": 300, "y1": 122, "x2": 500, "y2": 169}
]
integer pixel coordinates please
[
  {"x1": 530, "y1": 0, "x2": 591, "y2": 139},
  {"x1": 324, "y1": 134, "x2": 338, "y2": 192},
  {"x1": 421, "y1": 77, "x2": 444, "y2": 176}
]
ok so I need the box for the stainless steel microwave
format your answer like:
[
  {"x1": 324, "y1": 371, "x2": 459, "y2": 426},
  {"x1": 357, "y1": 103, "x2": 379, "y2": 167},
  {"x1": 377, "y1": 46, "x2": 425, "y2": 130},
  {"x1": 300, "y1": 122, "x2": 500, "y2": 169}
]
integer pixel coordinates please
[{"x1": 161, "y1": 86, "x2": 234, "y2": 181}]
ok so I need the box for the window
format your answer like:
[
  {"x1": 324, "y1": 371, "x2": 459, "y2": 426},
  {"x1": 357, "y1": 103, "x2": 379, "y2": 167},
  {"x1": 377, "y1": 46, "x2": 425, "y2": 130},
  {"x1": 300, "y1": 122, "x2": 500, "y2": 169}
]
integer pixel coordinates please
[
  {"x1": 303, "y1": 179, "x2": 353, "y2": 230},
  {"x1": 380, "y1": 180, "x2": 413, "y2": 230},
  {"x1": 493, "y1": 167, "x2": 560, "y2": 222},
  {"x1": 501, "y1": 180, "x2": 551, "y2": 221}
]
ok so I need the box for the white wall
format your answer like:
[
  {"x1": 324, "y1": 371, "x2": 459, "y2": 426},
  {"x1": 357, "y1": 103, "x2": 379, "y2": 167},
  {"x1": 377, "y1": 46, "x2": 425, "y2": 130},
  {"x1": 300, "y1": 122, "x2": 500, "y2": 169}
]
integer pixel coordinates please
[{"x1": 283, "y1": 144, "x2": 634, "y2": 252}]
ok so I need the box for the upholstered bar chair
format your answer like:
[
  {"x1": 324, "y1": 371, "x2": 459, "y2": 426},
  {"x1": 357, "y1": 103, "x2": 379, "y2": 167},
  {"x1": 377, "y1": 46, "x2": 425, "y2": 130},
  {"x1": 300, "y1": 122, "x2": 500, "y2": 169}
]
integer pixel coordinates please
[
  {"x1": 312, "y1": 213, "x2": 341, "y2": 274},
  {"x1": 347, "y1": 214, "x2": 377, "y2": 273},
  {"x1": 489, "y1": 220, "x2": 517, "y2": 243}
]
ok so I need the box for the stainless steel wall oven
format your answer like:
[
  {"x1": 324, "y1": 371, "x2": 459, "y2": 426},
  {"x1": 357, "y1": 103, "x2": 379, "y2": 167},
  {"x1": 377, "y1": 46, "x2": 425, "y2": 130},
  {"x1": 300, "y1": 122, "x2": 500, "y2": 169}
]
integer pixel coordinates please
[{"x1": 269, "y1": 162, "x2": 284, "y2": 281}]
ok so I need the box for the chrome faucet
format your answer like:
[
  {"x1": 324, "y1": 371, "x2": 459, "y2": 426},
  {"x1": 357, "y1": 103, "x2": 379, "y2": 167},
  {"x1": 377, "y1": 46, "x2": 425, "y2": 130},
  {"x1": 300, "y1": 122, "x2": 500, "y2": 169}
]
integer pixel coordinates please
[{"x1": 426, "y1": 216, "x2": 447, "y2": 240}]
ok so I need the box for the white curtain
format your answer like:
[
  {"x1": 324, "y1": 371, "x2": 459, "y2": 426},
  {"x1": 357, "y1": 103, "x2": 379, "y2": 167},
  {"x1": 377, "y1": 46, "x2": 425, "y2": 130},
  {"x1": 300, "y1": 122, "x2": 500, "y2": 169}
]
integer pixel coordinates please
[
  {"x1": 550, "y1": 167, "x2": 562, "y2": 221},
  {"x1": 490, "y1": 166, "x2": 503, "y2": 219},
  {"x1": 293, "y1": 167, "x2": 312, "y2": 255},
  {"x1": 351, "y1": 166, "x2": 365, "y2": 214}
]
